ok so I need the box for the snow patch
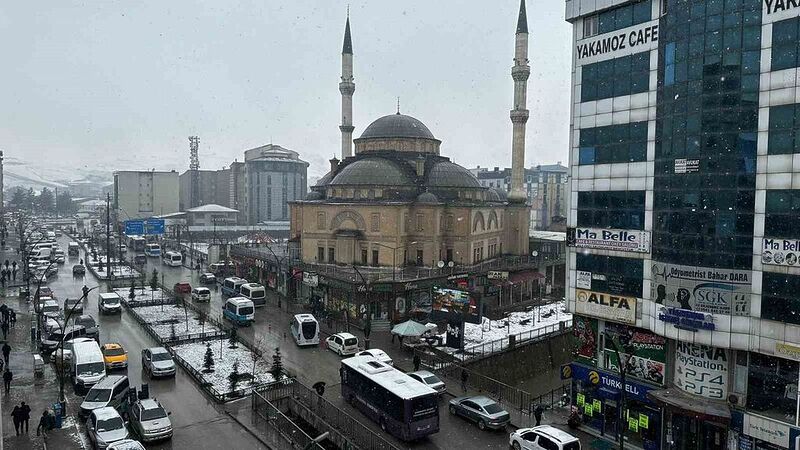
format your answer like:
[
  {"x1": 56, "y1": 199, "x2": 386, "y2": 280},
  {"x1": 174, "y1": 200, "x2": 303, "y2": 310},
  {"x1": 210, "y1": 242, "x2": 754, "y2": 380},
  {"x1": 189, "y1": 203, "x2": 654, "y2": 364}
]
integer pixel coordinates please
[{"x1": 171, "y1": 339, "x2": 275, "y2": 395}]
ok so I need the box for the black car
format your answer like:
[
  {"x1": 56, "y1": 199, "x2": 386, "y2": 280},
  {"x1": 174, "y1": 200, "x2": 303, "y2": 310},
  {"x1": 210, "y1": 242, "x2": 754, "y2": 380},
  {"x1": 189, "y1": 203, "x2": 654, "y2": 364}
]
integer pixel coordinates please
[
  {"x1": 134, "y1": 254, "x2": 147, "y2": 265},
  {"x1": 72, "y1": 264, "x2": 86, "y2": 276}
]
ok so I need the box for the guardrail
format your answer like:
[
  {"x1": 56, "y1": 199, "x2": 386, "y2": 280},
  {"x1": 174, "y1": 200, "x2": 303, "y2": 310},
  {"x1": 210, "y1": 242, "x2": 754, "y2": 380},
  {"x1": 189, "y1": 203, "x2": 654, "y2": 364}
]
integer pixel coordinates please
[
  {"x1": 252, "y1": 382, "x2": 325, "y2": 450},
  {"x1": 458, "y1": 319, "x2": 573, "y2": 361}
]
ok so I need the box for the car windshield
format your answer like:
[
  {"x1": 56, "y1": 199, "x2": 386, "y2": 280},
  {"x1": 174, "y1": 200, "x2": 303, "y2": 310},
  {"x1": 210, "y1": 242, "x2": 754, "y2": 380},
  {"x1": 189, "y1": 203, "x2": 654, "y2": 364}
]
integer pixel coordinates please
[
  {"x1": 85, "y1": 388, "x2": 111, "y2": 402},
  {"x1": 104, "y1": 347, "x2": 125, "y2": 356},
  {"x1": 97, "y1": 417, "x2": 124, "y2": 432},
  {"x1": 482, "y1": 403, "x2": 504, "y2": 414},
  {"x1": 78, "y1": 362, "x2": 105, "y2": 377},
  {"x1": 239, "y1": 307, "x2": 254, "y2": 315},
  {"x1": 423, "y1": 375, "x2": 442, "y2": 384},
  {"x1": 152, "y1": 352, "x2": 172, "y2": 362},
  {"x1": 141, "y1": 406, "x2": 167, "y2": 421},
  {"x1": 104, "y1": 298, "x2": 120, "y2": 305}
]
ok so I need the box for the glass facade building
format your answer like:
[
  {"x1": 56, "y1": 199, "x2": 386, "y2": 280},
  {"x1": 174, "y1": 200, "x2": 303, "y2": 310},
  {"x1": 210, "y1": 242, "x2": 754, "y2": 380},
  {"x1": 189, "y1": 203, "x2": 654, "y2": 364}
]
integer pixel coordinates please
[{"x1": 565, "y1": 0, "x2": 800, "y2": 449}]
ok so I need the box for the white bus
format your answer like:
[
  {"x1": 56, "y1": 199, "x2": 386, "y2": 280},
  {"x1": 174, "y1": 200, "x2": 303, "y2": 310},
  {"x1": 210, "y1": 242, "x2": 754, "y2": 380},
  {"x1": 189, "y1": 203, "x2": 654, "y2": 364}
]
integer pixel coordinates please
[
  {"x1": 239, "y1": 283, "x2": 266, "y2": 306},
  {"x1": 144, "y1": 243, "x2": 161, "y2": 257},
  {"x1": 341, "y1": 356, "x2": 439, "y2": 441},
  {"x1": 290, "y1": 314, "x2": 319, "y2": 346},
  {"x1": 163, "y1": 251, "x2": 183, "y2": 267},
  {"x1": 221, "y1": 277, "x2": 246, "y2": 297}
]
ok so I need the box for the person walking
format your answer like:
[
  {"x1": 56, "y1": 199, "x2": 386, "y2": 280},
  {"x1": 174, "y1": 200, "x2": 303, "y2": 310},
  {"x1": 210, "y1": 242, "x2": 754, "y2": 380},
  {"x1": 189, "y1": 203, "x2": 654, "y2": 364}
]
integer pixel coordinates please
[
  {"x1": 413, "y1": 353, "x2": 421, "y2": 372},
  {"x1": 9, "y1": 309, "x2": 15, "y2": 327},
  {"x1": 3, "y1": 342, "x2": 11, "y2": 364},
  {"x1": 460, "y1": 368, "x2": 469, "y2": 392},
  {"x1": 1, "y1": 321, "x2": 8, "y2": 340},
  {"x1": 11, "y1": 268, "x2": 17, "y2": 281},
  {"x1": 20, "y1": 401, "x2": 31, "y2": 433},
  {"x1": 37, "y1": 410, "x2": 53, "y2": 437},
  {"x1": 11, "y1": 404, "x2": 22, "y2": 436},
  {"x1": 3, "y1": 369, "x2": 13, "y2": 393},
  {"x1": 534, "y1": 404, "x2": 544, "y2": 426}
]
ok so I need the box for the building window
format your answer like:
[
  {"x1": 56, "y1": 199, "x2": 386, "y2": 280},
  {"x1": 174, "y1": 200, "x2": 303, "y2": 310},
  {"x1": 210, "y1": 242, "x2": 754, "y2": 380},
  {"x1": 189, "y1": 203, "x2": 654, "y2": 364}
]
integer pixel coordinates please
[
  {"x1": 581, "y1": 51, "x2": 650, "y2": 102},
  {"x1": 772, "y1": 17, "x2": 800, "y2": 71},
  {"x1": 446, "y1": 214, "x2": 454, "y2": 231},
  {"x1": 746, "y1": 352, "x2": 799, "y2": 424},
  {"x1": 577, "y1": 190, "x2": 645, "y2": 230},
  {"x1": 579, "y1": 121, "x2": 648, "y2": 165},
  {"x1": 403, "y1": 213, "x2": 409, "y2": 232},
  {"x1": 416, "y1": 213, "x2": 425, "y2": 232},
  {"x1": 446, "y1": 248, "x2": 453, "y2": 262},
  {"x1": 327, "y1": 247, "x2": 335, "y2": 264},
  {"x1": 318, "y1": 246, "x2": 325, "y2": 263},
  {"x1": 472, "y1": 246, "x2": 483, "y2": 264},
  {"x1": 766, "y1": 190, "x2": 800, "y2": 237},
  {"x1": 317, "y1": 212, "x2": 326, "y2": 230},
  {"x1": 663, "y1": 42, "x2": 675, "y2": 86},
  {"x1": 361, "y1": 249, "x2": 367, "y2": 265},
  {"x1": 416, "y1": 249, "x2": 424, "y2": 265},
  {"x1": 583, "y1": 14, "x2": 598, "y2": 38},
  {"x1": 762, "y1": 272, "x2": 800, "y2": 325},
  {"x1": 768, "y1": 104, "x2": 800, "y2": 155},
  {"x1": 372, "y1": 249, "x2": 379, "y2": 266},
  {"x1": 575, "y1": 253, "x2": 643, "y2": 297},
  {"x1": 370, "y1": 213, "x2": 380, "y2": 232},
  {"x1": 598, "y1": 0, "x2": 651, "y2": 35}
]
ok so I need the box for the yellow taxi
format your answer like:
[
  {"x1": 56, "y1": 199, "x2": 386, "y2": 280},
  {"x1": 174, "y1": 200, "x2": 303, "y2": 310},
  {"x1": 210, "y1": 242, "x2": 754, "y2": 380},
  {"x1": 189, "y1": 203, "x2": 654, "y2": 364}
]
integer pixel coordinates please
[{"x1": 101, "y1": 343, "x2": 128, "y2": 370}]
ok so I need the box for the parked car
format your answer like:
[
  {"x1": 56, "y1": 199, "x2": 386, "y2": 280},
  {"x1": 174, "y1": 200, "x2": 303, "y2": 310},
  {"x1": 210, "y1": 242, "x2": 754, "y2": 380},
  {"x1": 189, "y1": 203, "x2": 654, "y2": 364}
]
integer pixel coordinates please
[
  {"x1": 36, "y1": 287, "x2": 55, "y2": 300},
  {"x1": 325, "y1": 333, "x2": 359, "y2": 356},
  {"x1": 199, "y1": 273, "x2": 217, "y2": 284},
  {"x1": 407, "y1": 370, "x2": 446, "y2": 395},
  {"x1": 107, "y1": 439, "x2": 146, "y2": 450},
  {"x1": 86, "y1": 407, "x2": 129, "y2": 449},
  {"x1": 141, "y1": 347, "x2": 176, "y2": 377},
  {"x1": 101, "y1": 343, "x2": 129, "y2": 370},
  {"x1": 72, "y1": 264, "x2": 86, "y2": 275},
  {"x1": 173, "y1": 282, "x2": 191, "y2": 295},
  {"x1": 128, "y1": 398, "x2": 173, "y2": 442},
  {"x1": 64, "y1": 297, "x2": 84, "y2": 315},
  {"x1": 41, "y1": 299, "x2": 61, "y2": 319},
  {"x1": 53, "y1": 337, "x2": 94, "y2": 367},
  {"x1": 355, "y1": 348, "x2": 393, "y2": 366},
  {"x1": 74, "y1": 314, "x2": 100, "y2": 340},
  {"x1": 509, "y1": 425, "x2": 581, "y2": 450},
  {"x1": 448, "y1": 395, "x2": 511, "y2": 431}
]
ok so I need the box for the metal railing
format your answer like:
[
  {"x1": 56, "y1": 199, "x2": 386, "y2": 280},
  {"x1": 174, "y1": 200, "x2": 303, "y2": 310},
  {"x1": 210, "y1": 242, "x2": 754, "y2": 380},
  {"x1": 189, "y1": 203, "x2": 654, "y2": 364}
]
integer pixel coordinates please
[
  {"x1": 457, "y1": 319, "x2": 573, "y2": 361},
  {"x1": 252, "y1": 384, "x2": 325, "y2": 450}
]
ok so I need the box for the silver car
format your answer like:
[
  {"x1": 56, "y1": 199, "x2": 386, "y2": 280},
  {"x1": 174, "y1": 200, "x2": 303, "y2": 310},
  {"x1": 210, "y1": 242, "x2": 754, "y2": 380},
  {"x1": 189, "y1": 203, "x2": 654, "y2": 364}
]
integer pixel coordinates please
[
  {"x1": 107, "y1": 440, "x2": 146, "y2": 450},
  {"x1": 448, "y1": 395, "x2": 510, "y2": 430},
  {"x1": 129, "y1": 398, "x2": 173, "y2": 442},
  {"x1": 141, "y1": 347, "x2": 176, "y2": 377},
  {"x1": 407, "y1": 370, "x2": 446, "y2": 395},
  {"x1": 87, "y1": 407, "x2": 129, "y2": 449}
]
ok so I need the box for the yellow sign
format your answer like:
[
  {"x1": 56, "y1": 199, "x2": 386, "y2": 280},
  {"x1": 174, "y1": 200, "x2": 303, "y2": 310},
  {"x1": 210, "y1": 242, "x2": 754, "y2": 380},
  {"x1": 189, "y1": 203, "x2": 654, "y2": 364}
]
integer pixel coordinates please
[
  {"x1": 639, "y1": 414, "x2": 649, "y2": 429},
  {"x1": 561, "y1": 365, "x2": 572, "y2": 379},
  {"x1": 629, "y1": 417, "x2": 639, "y2": 432},
  {"x1": 776, "y1": 343, "x2": 800, "y2": 362},
  {"x1": 576, "y1": 393, "x2": 585, "y2": 406},
  {"x1": 588, "y1": 371, "x2": 600, "y2": 384},
  {"x1": 584, "y1": 403, "x2": 593, "y2": 416},
  {"x1": 593, "y1": 399, "x2": 602, "y2": 412}
]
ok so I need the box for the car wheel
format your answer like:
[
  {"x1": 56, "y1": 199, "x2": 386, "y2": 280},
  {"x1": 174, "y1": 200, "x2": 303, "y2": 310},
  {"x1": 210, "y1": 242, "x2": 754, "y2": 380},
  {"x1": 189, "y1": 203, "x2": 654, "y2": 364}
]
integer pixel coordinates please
[
  {"x1": 478, "y1": 420, "x2": 486, "y2": 431},
  {"x1": 513, "y1": 442, "x2": 521, "y2": 450},
  {"x1": 449, "y1": 405, "x2": 456, "y2": 415}
]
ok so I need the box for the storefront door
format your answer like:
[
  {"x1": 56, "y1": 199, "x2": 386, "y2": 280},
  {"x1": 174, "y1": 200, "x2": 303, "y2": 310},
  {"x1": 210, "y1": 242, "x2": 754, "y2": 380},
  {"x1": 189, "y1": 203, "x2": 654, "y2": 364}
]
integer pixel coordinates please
[
  {"x1": 603, "y1": 399, "x2": 619, "y2": 438},
  {"x1": 669, "y1": 412, "x2": 726, "y2": 450}
]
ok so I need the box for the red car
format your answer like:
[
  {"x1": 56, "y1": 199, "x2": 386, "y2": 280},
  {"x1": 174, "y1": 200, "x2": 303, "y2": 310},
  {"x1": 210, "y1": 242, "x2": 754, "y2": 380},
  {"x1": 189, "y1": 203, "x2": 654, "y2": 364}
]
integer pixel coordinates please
[{"x1": 173, "y1": 282, "x2": 191, "y2": 295}]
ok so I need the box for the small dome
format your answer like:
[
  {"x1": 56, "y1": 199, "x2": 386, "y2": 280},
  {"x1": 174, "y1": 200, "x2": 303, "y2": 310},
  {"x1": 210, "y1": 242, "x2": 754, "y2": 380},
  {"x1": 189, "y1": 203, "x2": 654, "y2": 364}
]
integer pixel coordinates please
[
  {"x1": 330, "y1": 157, "x2": 413, "y2": 186},
  {"x1": 359, "y1": 113, "x2": 437, "y2": 140},
  {"x1": 490, "y1": 188, "x2": 508, "y2": 201},
  {"x1": 487, "y1": 189, "x2": 501, "y2": 202},
  {"x1": 416, "y1": 192, "x2": 439, "y2": 204},
  {"x1": 314, "y1": 171, "x2": 335, "y2": 187},
  {"x1": 305, "y1": 191, "x2": 324, "y2": 200},
  {"x1": 426, "y1": 161, "x2": 482, "y2": 188}
]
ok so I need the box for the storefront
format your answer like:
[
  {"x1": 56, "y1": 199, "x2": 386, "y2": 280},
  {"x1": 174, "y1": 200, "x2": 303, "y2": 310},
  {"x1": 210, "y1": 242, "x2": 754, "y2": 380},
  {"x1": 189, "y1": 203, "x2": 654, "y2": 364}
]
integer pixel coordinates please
[
  {"x1": 730, "y1": 411, "x2": 800, "y2": 450},
  {"x1": 569, "y1": 363, "x2": 663, "y2": 450}
]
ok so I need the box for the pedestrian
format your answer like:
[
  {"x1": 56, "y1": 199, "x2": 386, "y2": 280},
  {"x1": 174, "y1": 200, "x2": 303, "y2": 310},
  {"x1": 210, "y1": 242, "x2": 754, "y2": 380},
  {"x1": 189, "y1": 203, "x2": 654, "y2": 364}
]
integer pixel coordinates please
[
  {"x1": 3, "y1": 369, "x2": 13, "y2": 393},
  {"x1": 391, "y1": 333, "x2": 396, "y2": 344},
  {"x1": 1, "y1": 321, "x2": 8, "y2": 340},
  {"x1": 534, "y1": 404, "x2": 544, "y2": 426},
  {"x1": 3, "y1": 342, "x2": 11, "y2": 364},
  {"x1": 11, "y1": 404, "x2": 21, "y2": 436},
  {"x1": 11, "y1": 268, "x2": 16, "y2": 281},
  {"x1": 37, "y1": 410, "x2": 53, "y2": 437},
  {"x1": 460, "y1": 368, "x2": 469, "y2": 392},
  {"x1": 413, "y1": 353, "x2": 421, "y2": 372},
  {"x1": 20, "y1": 401, "x2": 31, "y2": 433},
  {"x1": 9, "y1": 310, "x2": 15, "y2": 327}
]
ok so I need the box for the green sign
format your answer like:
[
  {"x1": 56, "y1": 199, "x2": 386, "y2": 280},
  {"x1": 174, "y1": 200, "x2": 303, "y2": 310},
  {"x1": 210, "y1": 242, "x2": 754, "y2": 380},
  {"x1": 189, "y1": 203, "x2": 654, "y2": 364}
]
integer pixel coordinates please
[
  {"x1": 628, "y1": 417, "x2": 639, "y2": 432},
  {"x1": 576, "y1": 393, "x2": 585, "y2": 406},
  {"x1": 592, "y1": 399, "x2": 602, "y2": 413},
  {"x1": 639, "y1": 413, "x2": 649, "y2": 429},
  {"x1": 584, "y1": 403, "x2": 593, "y2": 416}
]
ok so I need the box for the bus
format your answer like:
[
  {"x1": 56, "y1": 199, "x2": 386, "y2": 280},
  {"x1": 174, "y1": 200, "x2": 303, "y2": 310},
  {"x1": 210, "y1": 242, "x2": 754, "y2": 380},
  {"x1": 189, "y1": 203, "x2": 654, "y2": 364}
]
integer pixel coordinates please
[
  {"x1": 290, "y1": 314, "x2": 319, "y2": 346},
  {"x1": 341, "y1": 356, "x2": 439, "y2": 441},
  {"x1": 163, "y1": 251, "x2": 183, "y2": 267},
  {"x1": 239, "y1": 283, "x2": 266, "y2": 306},
  {"x1": 144, "y1": 243, "x2": 161, "y2": 257},
  {"x1": 128, "y1": 236, "x2": 146, "y2": 252},
  {"x1": 223, "y1": 297, "x2": 254, "y2": 326},
  {"x1": 221, "y1": 277, "x2": 246, "y2": 297}
]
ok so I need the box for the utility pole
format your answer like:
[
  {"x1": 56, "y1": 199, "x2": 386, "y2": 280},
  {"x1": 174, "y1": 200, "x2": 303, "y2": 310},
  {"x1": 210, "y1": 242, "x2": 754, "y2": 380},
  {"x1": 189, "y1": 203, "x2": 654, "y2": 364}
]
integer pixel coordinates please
[{"x1": 106, "y1": 193, "x2": 111, "y2": 274}]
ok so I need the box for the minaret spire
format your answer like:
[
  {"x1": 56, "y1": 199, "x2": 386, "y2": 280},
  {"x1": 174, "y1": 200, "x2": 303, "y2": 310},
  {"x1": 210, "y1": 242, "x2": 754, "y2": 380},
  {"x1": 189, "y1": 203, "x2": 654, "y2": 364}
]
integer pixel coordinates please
[
  {"x1": 509, "y1": 0, "x2": 530, "y2": 202},
  {"x1": 339, "y1": 11, "x2": 355, "y2": 158}
]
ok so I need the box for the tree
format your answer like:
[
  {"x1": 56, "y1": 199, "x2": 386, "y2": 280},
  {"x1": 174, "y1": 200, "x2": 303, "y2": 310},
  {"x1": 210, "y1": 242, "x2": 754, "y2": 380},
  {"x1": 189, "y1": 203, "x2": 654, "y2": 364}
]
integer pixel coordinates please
[
  {"x1": 202, "y1": 343, "x2": 215, "y2": 373},
  {"x1": 9, "y1": 188, "x2": 26, "y2": 209},
  {"x1": 56, "y1": 191, "x2": 76, "y2": 215},
  {"x1": 38, "y1": 187, "x2": 55, "y2": 213},
  {"x1": 270, "y1": 347, "x2": 284, "y2": 380},
  {"x1": 150, "y1": 268, "x2": 159, "y2": 300},
  {"x1": 129, "y1": 280, "x2": 136, "y2": 302},
  {"x1": 197, "y1": 310, "x2": 206, "y2": 338},
  {"x1": 228, "y1": 328, "x2": 238, "y2": 348},
  {"x1": 170, "y1": 322, "x2": 177, "y2": 342},
  {"x1": 228, "y1": 359, "x2": 241, "y2": 392},
  {"x1": 251, "y1": 337, "x2": 265, "y2": 378}
]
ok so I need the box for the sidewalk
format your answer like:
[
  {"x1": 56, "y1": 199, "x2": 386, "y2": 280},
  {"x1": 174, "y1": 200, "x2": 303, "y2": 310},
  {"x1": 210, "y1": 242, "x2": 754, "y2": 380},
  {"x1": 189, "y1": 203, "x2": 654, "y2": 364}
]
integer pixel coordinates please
[{"x1": 0, "y1": 295, "x2": 86, "y2": 450}]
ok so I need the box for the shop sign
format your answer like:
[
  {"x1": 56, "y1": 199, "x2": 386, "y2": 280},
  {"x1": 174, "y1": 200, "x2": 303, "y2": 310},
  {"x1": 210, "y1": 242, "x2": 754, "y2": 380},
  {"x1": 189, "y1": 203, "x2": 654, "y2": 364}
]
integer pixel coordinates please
[
  {"x1": 575, "y1": 19, "x2": 659, "y2": 65},
  {"x1": 432, "y1": 287, "x2": 481, "y2": 324},
  {"x1": 651, "y1": 262, "x2": 751, "y2": 316},
  {"x1": 658, "y1": 306, "x2": 715, "y2": 331},
  {"x1": 674, "y1": 158, "x2": 700, "y2": 174},
  {"x1": 775, "y1": 342, "x2": 800, "y2": 362},
  {"x1": 576, "y1": 271, "x2": 592, "y2": 289},
  {"x1": 487, "y1": 271, "x2": 509, "y2": 280},
  {"x1": 744, "y1": 413, "x2": 791, "y2": 448},
  {"x1": 573, "y1": 316, "x2": 598, "y2": 365},
  {"x1": 575, "y1": 289, "x2": 637, "y2": 324},
  {"x1": 738, "y1": 435, "x2": 753, "y2": 450},
  {"x1": 762, "y1": 238, "x2": 800, "y2": 267},
  {"x1": 569, "y1": 363, "x2": 654, "y2": 403},
  {"x1": 302, "y1": 272, "x2": 318, "y2": 287},
  {"x1": 674, "y1": 343, "x2": 729, "y2": 400},
  {"x1": 604, "y1": 323, "x2": 667, "y2": 385},
  {"x1": 447, "y1": 273, "x2": 469, "y2": 281},
  {"x1": 764, "y1": 0, "x2": 800, "y2": 25},
  {"x1": 568, "y1": 227, "x2": 651, "y2": 253}
]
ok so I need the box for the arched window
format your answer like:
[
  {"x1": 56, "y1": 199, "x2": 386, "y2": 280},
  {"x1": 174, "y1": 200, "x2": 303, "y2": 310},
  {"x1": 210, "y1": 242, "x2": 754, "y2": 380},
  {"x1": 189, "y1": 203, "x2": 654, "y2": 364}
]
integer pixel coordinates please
[{"x1": 472, "y1": 212, "x2": 486, "y2": 233}]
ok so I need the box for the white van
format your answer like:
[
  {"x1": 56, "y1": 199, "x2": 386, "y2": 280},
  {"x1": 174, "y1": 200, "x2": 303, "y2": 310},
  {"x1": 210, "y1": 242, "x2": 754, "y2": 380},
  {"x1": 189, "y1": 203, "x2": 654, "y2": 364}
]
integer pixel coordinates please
[
  {"x1": 290, "y1": 314, "x2": 319, "y2": 346},
  {"x1": 223, "y1": 297, "x2": 255, "y2": 326},
  {"x1": 239, "y1": 283, "x2": 266, "y2": 306},
  {"x1": 163, "y1": 251, "x2": 183, "y2": 267},
  {"x1": 99, "y1": 293, "x2": 122, "y2": 314},
  {"x1": 80, "y1": 375, "x2": 131, "y2": 418},
  {"x1": 221, "y1": 277, "x2": 246, "y2": 297},
  {"x1": 71, "y1": 340, "x2": 106, "y2": 390},
  {"x1": 31, "y1": 248, "x2": 52, "y2": 259}
]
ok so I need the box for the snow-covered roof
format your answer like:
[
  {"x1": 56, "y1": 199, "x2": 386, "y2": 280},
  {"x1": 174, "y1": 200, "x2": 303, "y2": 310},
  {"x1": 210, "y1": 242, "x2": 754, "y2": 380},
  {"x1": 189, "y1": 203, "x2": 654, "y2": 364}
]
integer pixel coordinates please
[
  {"x1": 529, "y1": 231, "x2": 566, "y2": 242},
  {"x1": 186, "y1": 204, "x2": 239, "y2": 213}
]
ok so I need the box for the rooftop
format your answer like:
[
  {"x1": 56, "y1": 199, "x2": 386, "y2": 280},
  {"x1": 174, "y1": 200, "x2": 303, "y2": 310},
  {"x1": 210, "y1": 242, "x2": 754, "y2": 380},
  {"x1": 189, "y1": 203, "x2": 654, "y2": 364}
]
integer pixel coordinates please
[{"x1": 186, "y1": 204, "x2": 239, "y2": 214}]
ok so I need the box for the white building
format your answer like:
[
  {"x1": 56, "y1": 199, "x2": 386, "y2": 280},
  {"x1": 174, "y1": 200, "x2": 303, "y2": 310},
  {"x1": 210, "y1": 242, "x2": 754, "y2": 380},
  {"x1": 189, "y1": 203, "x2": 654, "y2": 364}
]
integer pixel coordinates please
[{"x1": 113, "y1": 170, "x2": 179, "y2": 221}]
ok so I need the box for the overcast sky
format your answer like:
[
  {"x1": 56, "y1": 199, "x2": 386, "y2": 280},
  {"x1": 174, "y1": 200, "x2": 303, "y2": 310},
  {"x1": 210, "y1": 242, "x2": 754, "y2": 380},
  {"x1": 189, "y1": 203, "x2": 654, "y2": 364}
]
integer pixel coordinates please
[{"x1": 0, "y1": 1, "x2": 572, "y2": 179}]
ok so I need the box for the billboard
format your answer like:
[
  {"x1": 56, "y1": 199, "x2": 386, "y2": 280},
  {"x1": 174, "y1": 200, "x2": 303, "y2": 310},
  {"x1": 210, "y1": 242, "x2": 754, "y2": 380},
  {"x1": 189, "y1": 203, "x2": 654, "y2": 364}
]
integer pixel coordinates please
[
  {"x1": 432, "y1": 287, "x2": 480, "y2": 324},
  {"x1": 574, "y1": 289, "x2": 637, "y2": 324},
  {"x1": 603, "y1": 323, "x2": 666, "y2": 385},
  {"x1": 567, "y1": 227, "x2": 651, "y2": 253},
  {"x1": 650, "y1": 262, "x2": 750, "y2": 316},
  {"x1": 674, "y1": 342, "x2": 729, "y2": 400},
  {"x1": 573, "y1": 316, "x2": 597, "y2": 365},
  {"x1": 445, "y1": 319, "x2": 465, "y2": 349},
  {"x1": 762, "y1": 238, "x2": 800, "y2": 267}
]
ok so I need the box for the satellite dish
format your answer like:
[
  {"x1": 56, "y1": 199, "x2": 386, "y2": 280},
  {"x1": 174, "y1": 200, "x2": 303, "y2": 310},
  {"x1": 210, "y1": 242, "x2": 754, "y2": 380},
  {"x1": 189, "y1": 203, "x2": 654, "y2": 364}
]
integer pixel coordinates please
[
  {"x1": 437, "y1": 261, "x2": 445, "y2": 268},
  {"x1": 448, "y1": 261, "x2": 454, "y2": 267}
]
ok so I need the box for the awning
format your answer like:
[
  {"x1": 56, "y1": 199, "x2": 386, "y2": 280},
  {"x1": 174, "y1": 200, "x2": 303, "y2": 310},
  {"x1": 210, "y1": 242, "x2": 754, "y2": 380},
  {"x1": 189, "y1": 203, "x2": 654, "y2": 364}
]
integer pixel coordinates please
[
  {"x1": 490, "y1": 270, "x2": 545, "y2": 286},
  {"x1": 648, "y1": 388, "x2": 731, "y2": 423}
]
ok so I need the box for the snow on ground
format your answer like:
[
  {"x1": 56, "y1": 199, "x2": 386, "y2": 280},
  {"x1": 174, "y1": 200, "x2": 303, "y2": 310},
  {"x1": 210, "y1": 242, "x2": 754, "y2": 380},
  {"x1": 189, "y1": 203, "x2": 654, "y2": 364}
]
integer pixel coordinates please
[
  {"x1": 133, "y1": 304, "x2": 224, "y2": 340},
  {"x1": 113, "y1": 287, "x2": 168, "y2": 304},
  {"x1": 439, "y1": 301, "x2": 572, "y2": 357},
  {"x1": 171, "y1": 338, "x2": 275, "y2": 395}
]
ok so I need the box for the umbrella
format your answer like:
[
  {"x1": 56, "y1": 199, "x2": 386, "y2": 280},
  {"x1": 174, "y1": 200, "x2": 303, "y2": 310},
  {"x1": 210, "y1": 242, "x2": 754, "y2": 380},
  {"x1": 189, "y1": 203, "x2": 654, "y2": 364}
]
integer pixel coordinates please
[{"x1": 391, "y1": 319, "x2": 429, "y2": 337}]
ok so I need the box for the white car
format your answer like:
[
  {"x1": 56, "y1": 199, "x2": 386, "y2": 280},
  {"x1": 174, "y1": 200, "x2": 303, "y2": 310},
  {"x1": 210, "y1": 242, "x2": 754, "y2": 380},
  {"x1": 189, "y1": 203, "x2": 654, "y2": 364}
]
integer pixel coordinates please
[
  {"x1": 407, "y1": 370, "x2": 446, "y2": 395},
  {"x1": 107, "y1": 440, "x2": 145, "y2": 450},
  {"x1": 87, "y1": 407, "x2": 129, "y2": 449},
  {"x1": 325, "y1": 332, "x2": 359, "y2": 356},
  {"x1": 509, "y1": 425, "x2": 581, "y2": 450},
  {"x1": 355, "y1": 348, "x2": 393, "y2": 366},
  {"x1": 191, "y1": 287, "x2": 211, "y2": 302}
]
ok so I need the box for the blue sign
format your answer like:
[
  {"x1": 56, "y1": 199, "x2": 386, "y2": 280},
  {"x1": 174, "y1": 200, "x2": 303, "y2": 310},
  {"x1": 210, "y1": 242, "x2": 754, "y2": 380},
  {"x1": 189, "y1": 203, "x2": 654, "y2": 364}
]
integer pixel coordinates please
[
  {"x1": 124, "y1": 220, "x2": 144, "y2": 236},
  {"x1": 144, "y1": 218, "x2": 165, "y2": 235},
  {"x1": 569, "y1": 363, "x2": 655, "y2": 404},
  {"x1": 658, "y1": 306, "x2": 715, "y2": 331}
]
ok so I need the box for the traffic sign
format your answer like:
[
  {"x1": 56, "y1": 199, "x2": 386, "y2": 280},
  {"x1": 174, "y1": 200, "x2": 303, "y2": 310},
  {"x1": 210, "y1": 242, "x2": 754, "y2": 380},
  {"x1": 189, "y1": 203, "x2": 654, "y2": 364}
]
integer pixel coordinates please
[
  {"x1": 124, "y1": 220, "x2": 144, "y2": 236},
  {"x1": 144, "y1": 218, "x2": 165, "y2": 235}
]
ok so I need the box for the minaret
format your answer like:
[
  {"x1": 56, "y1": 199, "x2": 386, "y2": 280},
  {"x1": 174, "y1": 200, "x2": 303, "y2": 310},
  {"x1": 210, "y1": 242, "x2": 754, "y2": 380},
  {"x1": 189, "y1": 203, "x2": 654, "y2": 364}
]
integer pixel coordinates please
[
  {"x1": 508, "y1": 0, "x2": 530, "y2": 203},
  {"x1": 339, "y1": 12, "x2": 355, "y2": 159}
]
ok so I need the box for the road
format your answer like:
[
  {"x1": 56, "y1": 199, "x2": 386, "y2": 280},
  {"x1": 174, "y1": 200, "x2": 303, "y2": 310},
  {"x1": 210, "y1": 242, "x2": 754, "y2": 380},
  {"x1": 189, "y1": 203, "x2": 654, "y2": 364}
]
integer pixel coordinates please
[{"x1": 47, "y1": 235, "x2": 266, "y2": 449}]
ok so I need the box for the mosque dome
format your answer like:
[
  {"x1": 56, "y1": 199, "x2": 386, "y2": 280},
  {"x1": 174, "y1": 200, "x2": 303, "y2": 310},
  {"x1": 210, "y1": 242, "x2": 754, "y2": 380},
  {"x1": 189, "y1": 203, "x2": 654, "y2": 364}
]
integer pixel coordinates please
[{"x1": 359, "y1": 113, "x2": 437, "y2": 140}]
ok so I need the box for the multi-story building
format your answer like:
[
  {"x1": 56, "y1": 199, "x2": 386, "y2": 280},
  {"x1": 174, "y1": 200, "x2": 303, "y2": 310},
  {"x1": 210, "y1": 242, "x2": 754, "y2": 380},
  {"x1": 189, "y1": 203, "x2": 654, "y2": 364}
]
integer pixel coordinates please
[
  {"x1": 243, "y1": 144, "x2": 308, "y2": 225},
  {"x1": 564, "y1": 1, "x2": 800, "y2": 449},
  {"x1": 113, "y1": 170, "x2": 179, "y2": 221},
  {"x1": 471, "y1": 164, "x2": 569, "y2": 230},
  {"x1": 178, "y1": 169, "x2": 230, "y2": 211},
  {"x1": 228, "y1": 161, "x2": 246, "y2": 223}
]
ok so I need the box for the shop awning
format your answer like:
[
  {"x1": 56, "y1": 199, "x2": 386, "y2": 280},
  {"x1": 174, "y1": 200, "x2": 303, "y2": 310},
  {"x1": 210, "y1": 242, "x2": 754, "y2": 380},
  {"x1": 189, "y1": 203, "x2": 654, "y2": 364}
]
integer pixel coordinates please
[{"x1": 648, "y1": 388, "x2": 731, "y2": 423}]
